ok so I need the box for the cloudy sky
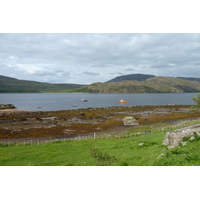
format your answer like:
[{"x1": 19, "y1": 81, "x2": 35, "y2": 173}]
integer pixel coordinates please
[{"x1": 0, "y1": 33, "x2": 200, "y2": 84}]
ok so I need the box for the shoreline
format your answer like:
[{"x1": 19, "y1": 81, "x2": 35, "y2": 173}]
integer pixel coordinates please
[
  {"x1": 0, "y1": 109, "x2": 30, "y2": 113},
  {"x1": 0, "y1": 105, "x2": 200, "y2": 141}
]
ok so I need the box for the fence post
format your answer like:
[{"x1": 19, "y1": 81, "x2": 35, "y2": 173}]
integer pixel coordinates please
[
  {"x1": 37, "y1": 139, "x2": 40, "y2": 145},
  {"x1": 94, "y1": 132, "x2": 96, "y2": 140}
]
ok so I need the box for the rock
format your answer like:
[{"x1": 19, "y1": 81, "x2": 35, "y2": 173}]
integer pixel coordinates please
[
  {"x1": 0, "y1": 104, "x2": 16, "y2": 110},
  {"x1": 162, "y1": 125, "x2": 200, "y2": 149},
  {"x1": 123, "y1": 116, "x2": 138, "y2": 126},
  {"x1": 189, "y1": 136, "x2": 195, "y2": 141},
  {"x1": 167, "y1": 145, "x2": 176, "y2": 150},
  {"x1": 157, "y1": 153, "x2": 164, "y2": 159},
  {"x1": 138, "y1": 142, "x2": 144, "y2": 146},
  {"x1": 181, "y1": 141, "x2": 188, "y2": 146}
]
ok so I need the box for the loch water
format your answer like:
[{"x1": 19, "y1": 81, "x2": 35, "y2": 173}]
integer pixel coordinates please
[{"x1": 0, "y1": 93, "x2": 197, "y2": 111}]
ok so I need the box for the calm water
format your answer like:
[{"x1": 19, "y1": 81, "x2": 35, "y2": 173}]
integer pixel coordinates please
[{"x1": 0, "y1": 93, "x2": 197, "y2": 111}]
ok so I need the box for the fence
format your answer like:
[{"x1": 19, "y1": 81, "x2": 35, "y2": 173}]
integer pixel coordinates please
[{"x1": 1, "y1": 119, "x2": 200, "y2": 147}]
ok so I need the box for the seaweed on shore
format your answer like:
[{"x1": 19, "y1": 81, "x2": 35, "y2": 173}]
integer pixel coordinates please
[{"x1": 0, "y1": 105, "x2": 199, "y2": 140}]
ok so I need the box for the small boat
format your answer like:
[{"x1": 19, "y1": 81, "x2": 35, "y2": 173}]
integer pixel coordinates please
[
  {"x1": 118, "y1": 99, "x2": 127, "y2": 103},
  {"x1": 73, "y1": 105, "x2": 78, "y2": 107},
  {"x1": 81, "y1": 99, "x2": 88, "y2": 102}
]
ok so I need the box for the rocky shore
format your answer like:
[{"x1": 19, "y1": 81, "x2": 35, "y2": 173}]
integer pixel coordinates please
[{"x1": 0, "y1": 105, "x2": 199, "y2": 141}]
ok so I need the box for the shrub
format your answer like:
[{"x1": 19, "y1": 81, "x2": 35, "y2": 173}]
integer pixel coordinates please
[{"x1": 190, "y1": 93, "x2": 200, "y2": 112}]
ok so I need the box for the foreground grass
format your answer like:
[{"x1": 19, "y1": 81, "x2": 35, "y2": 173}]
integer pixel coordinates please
[{"x1": 1, "y1": 121, "x2": 200, "y2": 166}]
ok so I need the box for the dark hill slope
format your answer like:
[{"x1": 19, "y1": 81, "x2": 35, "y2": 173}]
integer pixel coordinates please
[
  {"x1": 0, "y1": 75, "x2": 85, "y2": 93},
  {"x1": 106, "y1": 73, "x2": 200, "y2": 83},
  {"x1": 106, "y1": 73, "x2": 155, "y2": 82}
]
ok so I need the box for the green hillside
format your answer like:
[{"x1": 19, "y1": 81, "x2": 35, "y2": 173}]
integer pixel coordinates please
[
  {"x1": 1, "y1": 119, "x2": 200, "y2": 166},
  {"x1": 0, "y1": 75, "x2": 85, "y2": 93},
  {"x1": 74, "y1": 76, "x2": 200, "y2": 93}
]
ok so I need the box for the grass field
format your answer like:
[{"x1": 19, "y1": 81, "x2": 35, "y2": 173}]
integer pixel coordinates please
[{"x1": 1, "y1": 120, "x2": 200, "y2": 166}]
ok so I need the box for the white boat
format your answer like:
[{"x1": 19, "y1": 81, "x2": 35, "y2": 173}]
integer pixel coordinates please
[{"x1": 81, "y1": 99, "x2": 88, "y2": 102}]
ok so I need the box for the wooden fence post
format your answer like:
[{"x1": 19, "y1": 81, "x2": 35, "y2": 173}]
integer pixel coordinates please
[{"x1": 94, "y1": 132, "x2": 96, "y2": 139}]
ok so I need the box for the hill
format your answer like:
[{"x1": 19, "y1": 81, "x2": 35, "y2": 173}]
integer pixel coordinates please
[
  {"x1": 0, "y1": 75, "x2": 85, "y2": 93},
  {"x1": 2, "y1": 74, "x2": 200, "y2": 93},
  {"x1": 106, "y1": 73, "x2": 200, "y2": 83},
  {"x1": 177, "y1": 77, "x2": 200, "y2": 82},
  {"x1": 106, "y1": 73, "x2": 155, "y2": 82},
  {"x1": 74, "y1": 76, "x2": 200, "y2": 93}
]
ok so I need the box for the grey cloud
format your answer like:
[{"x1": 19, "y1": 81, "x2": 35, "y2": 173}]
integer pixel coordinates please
[
  {"x1": 1, "y1": 33, "x2": 200, "y2": 83},
  {"x1": 83, "y1": 71, "x2": 100, "y2": 76}
]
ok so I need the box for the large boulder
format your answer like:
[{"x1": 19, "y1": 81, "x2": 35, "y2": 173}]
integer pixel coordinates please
[
  {"x1": 162, "y1": 125, "x2": 200, "y2": 149},
  {"x1": 123, "y1": 116, "x2": 138, "y2": 126}
]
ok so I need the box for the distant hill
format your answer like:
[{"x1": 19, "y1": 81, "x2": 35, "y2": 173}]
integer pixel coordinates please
[
  {"x1": 74, "y1": 76, "x2": 200, "y2": 93},
  {"x1": 106, "y1": 73, "x2": 155, "y2": 82},
  {"x1": 2, "y1": 74, "x2": 200, "y2": 93},
  {"x1": 0, "y1": 75, "x2": 85, "y2": 93},
  {"x1": 106, "y1": 73, "x2": 200, "y2": 83},
  {"x1": 177, "y1": 77, "x2": 200, "y2": 82}
]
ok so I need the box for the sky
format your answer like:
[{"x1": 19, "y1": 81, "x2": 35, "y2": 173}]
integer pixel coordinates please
[{"x1": 1, "y1": 33, "x2": 200, "y2": 84}]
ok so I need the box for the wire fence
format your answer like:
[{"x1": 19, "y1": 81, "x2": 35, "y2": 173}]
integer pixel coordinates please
[{"x1": 1, "y1": 119, "x2": 200, "y2": 147}]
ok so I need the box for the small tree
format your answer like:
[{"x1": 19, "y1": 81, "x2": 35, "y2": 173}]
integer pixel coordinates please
[{"x1": 190, "y1": 93, "x2": 200, "y2": 112}]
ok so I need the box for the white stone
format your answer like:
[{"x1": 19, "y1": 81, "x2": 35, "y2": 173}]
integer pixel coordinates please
[
  {"x1": 157, "y1": 153, "x2": 164, "y2": 159},
  {"x1": 181, "y1": 141, "x2": 188, "y2": 146},
  {"x1": 189, "y1": 136, "x2": 195, "y2": 141}
]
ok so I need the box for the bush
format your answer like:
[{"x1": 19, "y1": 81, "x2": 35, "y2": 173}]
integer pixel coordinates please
[{"x1": 190, "y1": 93, "x2": 200, "y2": 112}]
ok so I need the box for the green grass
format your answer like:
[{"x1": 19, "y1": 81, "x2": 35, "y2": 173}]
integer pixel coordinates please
[{"x1": 1, "y1": 120, "x2": 200, "y2": 166}]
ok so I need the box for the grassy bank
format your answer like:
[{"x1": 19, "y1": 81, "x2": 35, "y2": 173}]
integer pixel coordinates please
[{"x1": 1, "y1": 119, "x2": 200, "y2": 166}]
